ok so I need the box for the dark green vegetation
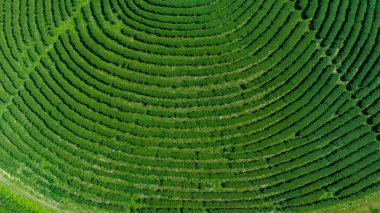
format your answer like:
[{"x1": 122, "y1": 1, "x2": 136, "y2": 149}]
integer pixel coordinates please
[{"x1": 0, "y1": 0, "x2": 379, "y2": 212}]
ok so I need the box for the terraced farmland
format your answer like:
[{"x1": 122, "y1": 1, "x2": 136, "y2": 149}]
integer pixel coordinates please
[{"x1": 0, "y1": 0, "x2": 379, "y2": 212}]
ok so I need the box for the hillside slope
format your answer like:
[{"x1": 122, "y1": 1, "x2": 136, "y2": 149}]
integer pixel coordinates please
[{"x1": 0, "y1": 0, "x2": 379, "y2": 212}]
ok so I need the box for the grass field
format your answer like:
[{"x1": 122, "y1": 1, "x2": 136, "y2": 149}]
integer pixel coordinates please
[{"x1": 0, "y1": 0, "x2": 379, "y2": 212}]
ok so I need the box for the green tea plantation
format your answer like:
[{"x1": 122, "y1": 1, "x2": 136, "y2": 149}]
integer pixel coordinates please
[{"x1": 0, "y1": 0, "x2": 379, "y2": 212}]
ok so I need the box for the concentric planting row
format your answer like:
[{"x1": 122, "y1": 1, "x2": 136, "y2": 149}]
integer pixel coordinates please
[{"x1": 0, "y1": 0, "x2": 379, "y2": 212}]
